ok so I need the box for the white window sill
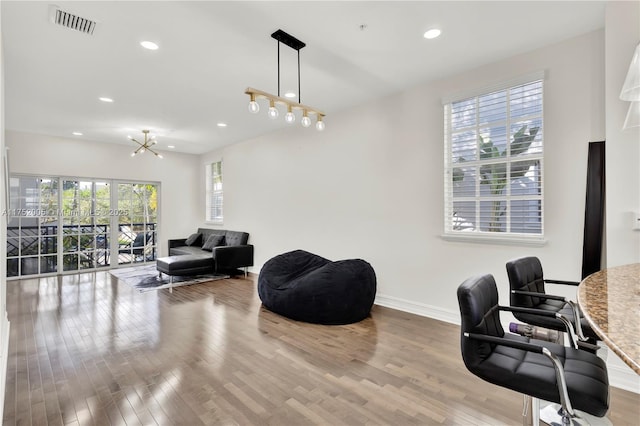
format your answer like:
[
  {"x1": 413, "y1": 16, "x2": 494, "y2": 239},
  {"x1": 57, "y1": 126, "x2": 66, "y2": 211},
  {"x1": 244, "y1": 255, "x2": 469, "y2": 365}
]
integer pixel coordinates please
[{"x1": 440, "y1": 232, "x2": 547, "y2": 247}]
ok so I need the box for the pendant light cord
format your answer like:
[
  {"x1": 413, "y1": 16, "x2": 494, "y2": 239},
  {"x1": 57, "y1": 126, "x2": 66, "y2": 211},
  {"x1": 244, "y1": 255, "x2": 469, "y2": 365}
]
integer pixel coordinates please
[
  {"x1": 298, "y1": 50, "x2": 301, "y2": 104},
  {"x1": 275, "y1": 37, "x2": 302, "y2": 103}
]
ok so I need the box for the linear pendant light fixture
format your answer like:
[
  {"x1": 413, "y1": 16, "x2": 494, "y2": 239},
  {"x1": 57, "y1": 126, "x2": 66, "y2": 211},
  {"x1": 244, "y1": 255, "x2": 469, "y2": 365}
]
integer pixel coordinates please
[
  {"x1": 245, "y1": 29, "x2": 325, "y2": 131},
  {"x1": 129, "y1": 130, "x2": 163, "y2": 158}
]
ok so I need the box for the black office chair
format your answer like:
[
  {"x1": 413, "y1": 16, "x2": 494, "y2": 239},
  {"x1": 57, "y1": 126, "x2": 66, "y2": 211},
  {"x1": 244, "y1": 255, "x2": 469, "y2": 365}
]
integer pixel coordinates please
[
  {"x1": 506, "y1": 256, "x2": 599, "y2": 349},
  {"x1": 457, "y1": 274, "x2": 609, "y2": 425}
]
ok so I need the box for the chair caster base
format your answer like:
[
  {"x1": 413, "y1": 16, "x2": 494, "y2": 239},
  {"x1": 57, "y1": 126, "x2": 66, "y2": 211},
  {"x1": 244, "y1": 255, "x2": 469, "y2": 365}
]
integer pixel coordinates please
[{"x1": 540, "y1": 404, "x2": 612, "y2": 426}]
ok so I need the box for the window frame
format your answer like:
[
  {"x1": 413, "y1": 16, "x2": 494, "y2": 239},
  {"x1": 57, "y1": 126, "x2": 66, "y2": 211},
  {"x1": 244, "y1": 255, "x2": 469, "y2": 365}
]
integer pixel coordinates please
[
  {"x1": 6, "y1": 174, "x2": 160, "y2": 279},
  {"x1": 442, "y1": 72, "x2": 546, "y2": 246},
  {"x1": 205, "y1": 160, "x2": 223, "y2": 224}
]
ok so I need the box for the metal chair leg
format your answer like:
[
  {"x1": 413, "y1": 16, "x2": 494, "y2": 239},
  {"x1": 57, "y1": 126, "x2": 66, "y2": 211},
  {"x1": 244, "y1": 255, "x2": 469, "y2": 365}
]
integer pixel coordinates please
[
  {"x1": 532, "y1": 397, "x2": 540, "y2": 426},
  {"x1": 523, "y1": 395, "x2": 532, "y2": 426}
]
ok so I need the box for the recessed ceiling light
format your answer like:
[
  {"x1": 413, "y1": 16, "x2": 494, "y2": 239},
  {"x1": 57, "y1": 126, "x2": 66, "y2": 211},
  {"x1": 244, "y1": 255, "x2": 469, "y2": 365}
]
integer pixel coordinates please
[
  {"x1": 284, "y1": 92, "x2": 296, "y2": 99},
  {"x1": 423, "y1": 29, "x2": 441, "y2": 39},
  {"x1": 168, "y1": 145, "x2": 175, "y2": 149},
  {"x1": 217, "y1": 122, "x2": 227, "y2": 127},
  {"x1": 72, "y1": 132, "x2": 83, "y2": 136},
  {"x1": 99, "y1": 97, "x2": 114, "y2": 103},
  {"x1": 140, "y1": 41, "x2": 159, "y2": 50}
]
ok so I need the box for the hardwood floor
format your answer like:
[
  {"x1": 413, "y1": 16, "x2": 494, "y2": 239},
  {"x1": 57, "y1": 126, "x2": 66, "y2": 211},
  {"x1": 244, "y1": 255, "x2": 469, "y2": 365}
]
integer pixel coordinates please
[{"x1": 3, "y1": 272, "x2": 639, "y2": 425}]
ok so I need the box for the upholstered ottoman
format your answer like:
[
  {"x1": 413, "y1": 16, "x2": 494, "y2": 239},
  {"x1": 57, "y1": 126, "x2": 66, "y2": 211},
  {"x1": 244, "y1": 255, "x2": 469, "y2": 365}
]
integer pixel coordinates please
[
  {"x1": 156, "y1": 255, "x2": 213, "y2": 291},
  {"x1": 258, "y1": 250, "x2": 377, "y2": 325}
]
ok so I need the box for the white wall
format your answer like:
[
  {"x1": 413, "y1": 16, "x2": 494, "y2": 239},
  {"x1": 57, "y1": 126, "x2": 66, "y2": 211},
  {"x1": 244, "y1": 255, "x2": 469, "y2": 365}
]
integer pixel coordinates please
[
  {"x1": 605, "y1": 2, "x2": 640, "y2": 267},
  {"x1": 0, "y1": 9, "x2": 10, "y2": 420},
  {"x1": 201, "y1": 30, "x2": 605, "y2": 320},
  {"x1": 5, "y1": 131, "x2": 201, "y2": 256},
  {"x1": 603, "y1": 1, "x2": 640, "y2": 393}
]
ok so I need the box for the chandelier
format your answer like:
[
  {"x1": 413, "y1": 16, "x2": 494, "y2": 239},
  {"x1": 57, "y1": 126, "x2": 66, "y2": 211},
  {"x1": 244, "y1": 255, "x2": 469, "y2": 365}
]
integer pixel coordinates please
[
  {"x1": 129, "y1": 130, "x2": 163, "y2": 158},
  {"x1": 245, "y1": 29, "x2": 325, "y2": 131}
]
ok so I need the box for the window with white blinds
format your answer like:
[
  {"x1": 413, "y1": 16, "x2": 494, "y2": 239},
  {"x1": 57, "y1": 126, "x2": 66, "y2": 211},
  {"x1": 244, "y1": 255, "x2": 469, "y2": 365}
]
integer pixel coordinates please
[
  {"x1": 206, "y1": 161, "x2": 223, "y2": 223},
  {"x1": 444, "y1": 77, "x2": 544, "y2": 241}
]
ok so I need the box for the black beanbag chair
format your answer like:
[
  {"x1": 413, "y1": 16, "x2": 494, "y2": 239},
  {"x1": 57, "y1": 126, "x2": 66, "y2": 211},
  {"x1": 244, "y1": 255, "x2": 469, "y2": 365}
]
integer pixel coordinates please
[{"x1": 258, "y1": 250, "x2": 377, "y2": 325}]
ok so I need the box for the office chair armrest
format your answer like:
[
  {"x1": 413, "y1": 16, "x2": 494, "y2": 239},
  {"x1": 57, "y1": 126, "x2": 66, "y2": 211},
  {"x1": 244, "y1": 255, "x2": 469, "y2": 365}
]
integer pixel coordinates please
[
  {"x1": 566, "y1": 300, "x2": 587, "y2": 341},
  {"x1": 464, "y1": 332, "x2": 577, "y2": 418},
  {"x1": 511, "y1": 290, "x2": 567, "y2": 302},
  {"x1": 577, "y1": 340, "x2": 599, "y2": 352},
  {"x1": 499, "y1": 306, "x2": 579, "y2": 348},
  {"x1": 499, "y1": 305, "x2": 560, "y2": 317},
  {"x1": 464, "y1": 332, "x2": 544, "y2": 353},
  {"x1": 545, "y1": 279, "x2": 580, "y2": 286}
]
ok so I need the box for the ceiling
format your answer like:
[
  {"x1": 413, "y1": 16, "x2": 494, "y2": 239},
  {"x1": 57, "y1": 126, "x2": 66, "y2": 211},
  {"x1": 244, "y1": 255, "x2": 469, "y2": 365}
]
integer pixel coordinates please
[{"x1": 2, "y1": 1, "x2": 606, "y2": 155}]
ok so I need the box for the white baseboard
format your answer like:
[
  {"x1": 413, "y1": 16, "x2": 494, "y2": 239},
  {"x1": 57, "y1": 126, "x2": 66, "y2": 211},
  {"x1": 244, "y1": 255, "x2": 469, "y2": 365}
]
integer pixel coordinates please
[
  {"x1": 373, "y1": 293, "x2": 638, "y2": 394},
  {"x1": 374, "y1": 293, "x2": 460, "y2": 325},
  {"x1": 0, "y1": 317, "x2": 10, "y2": 423},
  {"x1": 606, "y1": 359, "x2": 640, "y2": 394}
]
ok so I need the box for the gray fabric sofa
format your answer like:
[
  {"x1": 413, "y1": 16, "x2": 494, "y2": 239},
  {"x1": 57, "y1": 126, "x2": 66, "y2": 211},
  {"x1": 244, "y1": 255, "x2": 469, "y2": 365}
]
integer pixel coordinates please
[{"x1": 168, "y1": 228, "x2": 253, "y2": 273}]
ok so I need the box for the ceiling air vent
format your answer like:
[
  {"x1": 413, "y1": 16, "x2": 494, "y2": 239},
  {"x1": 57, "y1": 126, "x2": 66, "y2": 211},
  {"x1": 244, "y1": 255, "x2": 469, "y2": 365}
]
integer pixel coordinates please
[{"x1": 49, "y1": 5, "x2": 97, "y2": 35}]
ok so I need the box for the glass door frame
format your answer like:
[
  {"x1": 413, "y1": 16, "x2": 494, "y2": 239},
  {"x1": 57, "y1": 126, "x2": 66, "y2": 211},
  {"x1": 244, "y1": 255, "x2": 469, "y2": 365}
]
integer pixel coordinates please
[
  {"x1": 113, "y1": 181, "x2": 159, "y2": 267},
  {"x1": 6, "y1": 174, "x2": 161, "y2": 279}
]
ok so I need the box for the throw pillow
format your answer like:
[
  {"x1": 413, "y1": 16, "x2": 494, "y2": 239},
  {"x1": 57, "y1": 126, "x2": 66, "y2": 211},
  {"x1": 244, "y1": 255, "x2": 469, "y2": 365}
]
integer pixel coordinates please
[
  {"x1": 202, "y1": 234, "x2": 225, "y2": 251},
  {"x1": 185, "y1": 233, "x2": 202, "y2": 246}
]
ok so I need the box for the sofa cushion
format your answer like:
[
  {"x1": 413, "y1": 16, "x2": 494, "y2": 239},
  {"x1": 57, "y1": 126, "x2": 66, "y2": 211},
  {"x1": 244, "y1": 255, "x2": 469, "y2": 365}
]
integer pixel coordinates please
[
  {"x1": 203, "y1": 234, "x2": 225, "y2": 251},
  {"x1": 185, "y1": 233, "x2": 202, "y2": 246},
  {"x1": 195, "y1": 228, "x2": 250, "y2": 246},
  {"x1": 157, "y1": 254, "x2": 213, "y2": 275},
  {"x1": 224, "y1": 231, "x2": 249, "y2": 246},
  {"x1": 170, "y1": 246, "x2": 208, "y2": 256}
]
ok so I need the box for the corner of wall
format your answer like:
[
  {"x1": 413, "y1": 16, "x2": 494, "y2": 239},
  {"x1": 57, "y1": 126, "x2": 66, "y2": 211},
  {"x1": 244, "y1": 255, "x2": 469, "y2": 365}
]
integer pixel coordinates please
[{"x1": 0, "y1": 10, "x2": 10, "y2": 419}]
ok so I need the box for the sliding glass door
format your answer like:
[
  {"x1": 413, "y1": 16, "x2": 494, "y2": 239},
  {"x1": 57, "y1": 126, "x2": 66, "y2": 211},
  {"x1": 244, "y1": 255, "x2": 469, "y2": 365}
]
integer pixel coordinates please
[
  {"x1": 61, "y1": 180, "x2": 111, "y2": 272},
  {"x1": 7, "y1": 175, "x2": 159, "y2": 278},
  {"x1": 6, "y1": 176, "x2": 58, "y2": 276},
  {"x1": 117, "y1": 183, "x2": 158, "y2": 266}
]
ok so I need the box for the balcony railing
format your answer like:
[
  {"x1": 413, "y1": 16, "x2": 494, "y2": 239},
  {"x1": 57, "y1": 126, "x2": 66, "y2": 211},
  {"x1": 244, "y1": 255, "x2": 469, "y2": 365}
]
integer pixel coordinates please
[{"x1": 6, "y1": 222, "x2": 156, "y2": 277}]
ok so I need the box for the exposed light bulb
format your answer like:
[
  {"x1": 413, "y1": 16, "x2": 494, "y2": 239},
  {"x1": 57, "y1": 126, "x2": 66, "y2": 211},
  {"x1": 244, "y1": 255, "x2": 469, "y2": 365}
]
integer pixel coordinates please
[
  {"x1": 285, "y1": 106, "x2": 295, "y2": 124},
  {"x1": 248, "y1": 93, "x2": 259, "y2": 113},
  {"x1": 268, "y1": 100, "x2": 279, "y2": 119},
  {"x1": 285, "y1": 112, "x2": 295, "y2": 124},
  {"x1": 301, "y1": 111, "x2": 311, "y2": 127},
  {"x1": 316, "y1": 117, "x2": 325, "y2": 131},
  {"x1": 157, "y1": 153, "x2": 164, "y2": 159},
  {"x1": 131, "y1": 152, "x2": 136, "y2": 157}
]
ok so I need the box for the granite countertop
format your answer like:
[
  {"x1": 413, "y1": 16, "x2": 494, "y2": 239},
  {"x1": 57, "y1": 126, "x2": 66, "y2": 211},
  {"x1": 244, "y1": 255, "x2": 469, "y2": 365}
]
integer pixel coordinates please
[{"x1": 577, "y1": 263, "x2": 640, "y2": 375}]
